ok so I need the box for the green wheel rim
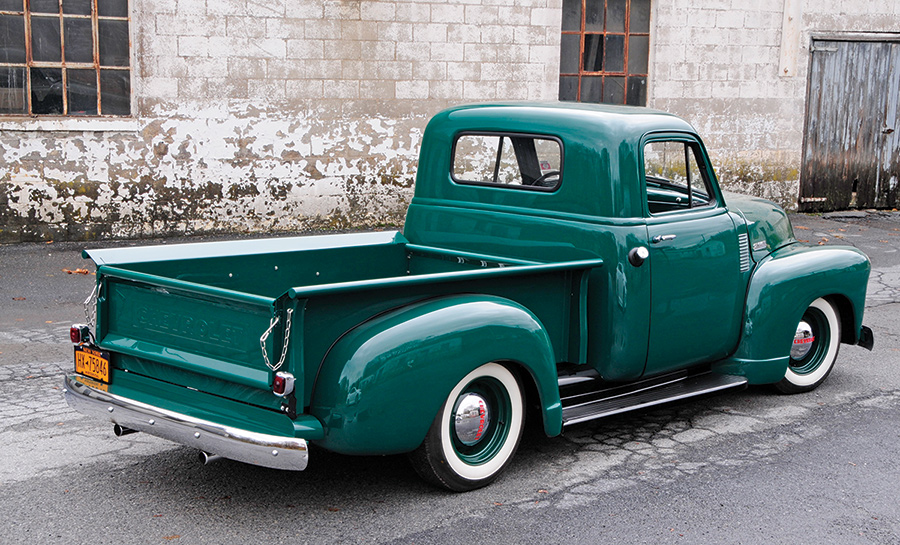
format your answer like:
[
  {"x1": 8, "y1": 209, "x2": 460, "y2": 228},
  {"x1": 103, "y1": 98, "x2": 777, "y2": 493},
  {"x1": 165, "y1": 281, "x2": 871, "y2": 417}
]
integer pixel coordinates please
[
  {"x1": 789, "y1": 306, "x2": 830, "y2": 375},
  {"x1": 449, "y1": 377, "x2": 512, "y2": 465}
]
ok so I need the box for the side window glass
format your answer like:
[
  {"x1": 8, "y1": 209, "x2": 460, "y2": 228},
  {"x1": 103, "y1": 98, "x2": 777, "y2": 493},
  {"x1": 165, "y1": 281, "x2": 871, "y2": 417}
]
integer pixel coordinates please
[
  {"x1": 452, "y1": 134, "x2": 562, "y2": 191},
  {"x1": 644, "y1": 140, "x2": 714, "y2": 214}
]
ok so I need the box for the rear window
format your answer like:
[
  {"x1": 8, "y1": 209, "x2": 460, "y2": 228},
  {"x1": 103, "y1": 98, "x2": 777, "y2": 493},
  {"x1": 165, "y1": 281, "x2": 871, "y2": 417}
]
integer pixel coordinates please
[{"x1": 452, "y1": 133, "x2": 562, "y2": 191}]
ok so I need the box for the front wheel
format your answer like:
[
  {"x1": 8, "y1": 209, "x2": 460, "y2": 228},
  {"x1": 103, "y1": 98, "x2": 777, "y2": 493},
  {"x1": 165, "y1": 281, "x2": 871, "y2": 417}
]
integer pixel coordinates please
[
  {"x1": 409, "y1": 363, "x2": 524, "y2": 492},
  {"x1": 775, "y1": 297, "x2": 841, "y2": 394}
]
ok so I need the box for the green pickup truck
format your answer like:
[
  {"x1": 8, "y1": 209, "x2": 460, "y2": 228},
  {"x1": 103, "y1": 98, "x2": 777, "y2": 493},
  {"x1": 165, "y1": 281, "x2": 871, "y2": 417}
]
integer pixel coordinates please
[{"x1": 65, "y1": 102, "x2": 873, "y2": 491}]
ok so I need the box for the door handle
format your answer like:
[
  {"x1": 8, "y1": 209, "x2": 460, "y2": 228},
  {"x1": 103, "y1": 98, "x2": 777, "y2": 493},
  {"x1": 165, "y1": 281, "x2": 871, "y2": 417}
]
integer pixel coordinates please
[{"x1": 651, "y1": 234, "x2": 677, "y2": 243}]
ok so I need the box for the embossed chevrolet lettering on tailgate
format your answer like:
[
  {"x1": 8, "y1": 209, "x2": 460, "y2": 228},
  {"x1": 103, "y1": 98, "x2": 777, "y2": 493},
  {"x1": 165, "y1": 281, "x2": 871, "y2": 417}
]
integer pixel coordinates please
[{"x1": 107, "y1": 281, "x2": 270, "y2": 360}]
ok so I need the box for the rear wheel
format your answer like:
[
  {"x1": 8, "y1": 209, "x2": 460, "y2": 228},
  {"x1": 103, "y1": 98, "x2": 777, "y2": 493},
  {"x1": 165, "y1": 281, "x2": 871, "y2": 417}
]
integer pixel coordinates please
[
  {"x1": 409, "y1": 363, "x2": 524, "y2": 492},
  {"x1": 775, "y1": 297, "x2": 841, "y2": 394}
]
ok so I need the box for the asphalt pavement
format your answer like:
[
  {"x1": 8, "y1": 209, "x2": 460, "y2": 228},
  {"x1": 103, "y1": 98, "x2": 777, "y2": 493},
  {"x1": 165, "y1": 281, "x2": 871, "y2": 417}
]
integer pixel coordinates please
[{"x1": 0, "y1": 212, "x2": 898, "y2": 544}]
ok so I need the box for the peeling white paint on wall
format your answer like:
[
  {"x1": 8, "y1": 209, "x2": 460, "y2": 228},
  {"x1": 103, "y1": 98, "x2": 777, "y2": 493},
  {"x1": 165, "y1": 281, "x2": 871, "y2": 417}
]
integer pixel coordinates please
[{"x1": 0, "y1": 101, "x2": 427, "y2": 241}]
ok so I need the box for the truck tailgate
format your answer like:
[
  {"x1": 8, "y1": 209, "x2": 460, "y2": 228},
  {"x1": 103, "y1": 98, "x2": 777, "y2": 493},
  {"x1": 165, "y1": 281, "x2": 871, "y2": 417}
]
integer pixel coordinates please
[{"x1": 96, "y1": 266, "x2": 284, "y2": 410}]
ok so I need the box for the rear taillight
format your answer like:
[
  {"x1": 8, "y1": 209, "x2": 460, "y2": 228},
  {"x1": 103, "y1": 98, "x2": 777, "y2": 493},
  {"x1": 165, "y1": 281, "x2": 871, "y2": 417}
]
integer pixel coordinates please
[
  {"x1": 70, "y1": 324, "x2": 91, "y2": 344},
  {"x1": 273, "y1": 372, "x2": 295, "y2": 397}
]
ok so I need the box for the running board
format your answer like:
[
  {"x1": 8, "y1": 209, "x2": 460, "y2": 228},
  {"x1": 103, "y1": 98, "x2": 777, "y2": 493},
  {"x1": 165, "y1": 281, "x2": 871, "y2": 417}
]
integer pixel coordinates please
[{"x1": 561, "y1": 373, "x2": 748, "y2": 426}]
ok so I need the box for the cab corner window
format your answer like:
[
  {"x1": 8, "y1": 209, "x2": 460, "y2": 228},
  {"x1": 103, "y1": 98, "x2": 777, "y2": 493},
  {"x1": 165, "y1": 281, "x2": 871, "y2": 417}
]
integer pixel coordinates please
[
  {"x1": 643, "y1": 140, "x2": 714, "y2": 214},
  {"x1": 452, "y1": 133, "x2": 562, "y2": 191}
]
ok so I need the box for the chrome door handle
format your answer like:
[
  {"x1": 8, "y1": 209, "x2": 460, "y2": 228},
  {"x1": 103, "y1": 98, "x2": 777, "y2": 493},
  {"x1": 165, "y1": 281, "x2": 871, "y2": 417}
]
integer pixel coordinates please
[{"x1": 651, "y1": 234, "x2": 677, "y2": 243}]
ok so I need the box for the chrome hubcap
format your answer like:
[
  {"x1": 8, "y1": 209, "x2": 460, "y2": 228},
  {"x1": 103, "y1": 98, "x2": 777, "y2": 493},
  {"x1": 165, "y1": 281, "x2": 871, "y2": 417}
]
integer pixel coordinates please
[
  {"x1": 791, "y1": 321, "x2": 815, "y2": 360},
  {"x1": 453, "y1": 393, "x2": 490, "y2": 446}
]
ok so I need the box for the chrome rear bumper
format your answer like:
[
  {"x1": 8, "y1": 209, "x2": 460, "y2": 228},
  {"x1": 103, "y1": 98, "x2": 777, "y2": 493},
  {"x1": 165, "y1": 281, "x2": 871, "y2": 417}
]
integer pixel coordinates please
[{"x1": 63, "y1": 374, "x2": 308, "y2": 471}]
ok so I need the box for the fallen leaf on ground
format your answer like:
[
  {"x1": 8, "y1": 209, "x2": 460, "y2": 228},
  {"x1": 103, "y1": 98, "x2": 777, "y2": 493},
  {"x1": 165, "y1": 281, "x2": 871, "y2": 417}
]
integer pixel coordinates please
[
  {"x1": 62, "y1": 268, "x2": 90, "y2": 275},
  {"x1": 12, "y1": 297, "x2": 25, "y2": 301},
  {"x1": 879, "y1": 240, "x2": 890, "y2": 243},
  {"x1": 327, "y1": 507, "x2": 340, "y2": 512},
  {"x1": 162, "y1": 536, "x2": 180, "y2": 541},
  {"x1": 795, "y1": 225, "x2": 810, "y2": 230}
]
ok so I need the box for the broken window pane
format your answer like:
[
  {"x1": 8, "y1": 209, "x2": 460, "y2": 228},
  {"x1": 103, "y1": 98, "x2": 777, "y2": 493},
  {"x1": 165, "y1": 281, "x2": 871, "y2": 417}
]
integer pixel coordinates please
[
  {"x1": 31, "y1": 67, "x2": 64, "y2": 114},
  {"x1": 30, "y1": 0, "x2": 60, "y2": 14},
  {"x1": 64, "y1": 17, "x2": 93, "y2": 63},
  {"x1": 0, "y1": 66, "x2": 27, "y2": 114},
  {"x1": 67, "y1": 68, "x2": 97, "y2": 115},
  {"x1": 98, "y1": 0, "x2": 128, "y2": 18},
  {"x1": 1, "y1": 2, "x2": 132, "y2": 116},
  {"x1": 99, "y1": 19, "x2": 129, "y2": 66},
  {"x1": 63, "y1": 0, "x2": 92, "y2": 15},
  {"x1": 99, "y1": 69, "x2": 129, "y2": 115},
  {"x1": 31, "y1": 16, "x2": 62, "y2": 62},
  {"x1": 558, "y1": 0, "x2": 650, "y2": 106},
  {"x1": 583, "y1": 34, "x2": 603, "y2": 72},
  {"x1": 0, "y1": 14, "x2": 26, "y2": 63}
]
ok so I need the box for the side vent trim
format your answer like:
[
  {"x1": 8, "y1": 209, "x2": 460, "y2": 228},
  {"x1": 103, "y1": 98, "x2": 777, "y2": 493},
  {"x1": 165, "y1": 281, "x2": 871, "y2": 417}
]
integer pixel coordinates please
[{"x1": 738, "y1": 233, "x2": 752, "y2": 272}]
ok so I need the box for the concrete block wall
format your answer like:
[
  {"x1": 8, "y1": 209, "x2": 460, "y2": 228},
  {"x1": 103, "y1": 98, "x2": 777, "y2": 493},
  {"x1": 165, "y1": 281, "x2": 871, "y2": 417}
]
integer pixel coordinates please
[
  {"x1": 0, "y1": 0, "x2": 563, "y2": 243},
  {"x1": 649, "y1": 0, "x2": 900, "y2": 207}
]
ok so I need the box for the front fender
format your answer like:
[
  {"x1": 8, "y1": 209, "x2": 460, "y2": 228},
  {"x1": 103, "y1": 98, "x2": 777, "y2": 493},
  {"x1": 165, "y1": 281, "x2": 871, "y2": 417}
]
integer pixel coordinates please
[
  {"x1": 309, "y1": 294, "x2": 561, "y2": 455},
  {"x1": 714, "y1": 243, "x2": 870, "y2": 383}
]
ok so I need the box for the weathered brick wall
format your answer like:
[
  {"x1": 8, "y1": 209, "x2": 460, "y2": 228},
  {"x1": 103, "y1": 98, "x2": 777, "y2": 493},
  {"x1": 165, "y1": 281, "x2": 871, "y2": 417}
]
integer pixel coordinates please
[
  {"x1": 649, "y1": 0, "x2": 900, "y2": 207},
  {"x1": 0, "y1": 0, "x2": 562, "y2": 243}
]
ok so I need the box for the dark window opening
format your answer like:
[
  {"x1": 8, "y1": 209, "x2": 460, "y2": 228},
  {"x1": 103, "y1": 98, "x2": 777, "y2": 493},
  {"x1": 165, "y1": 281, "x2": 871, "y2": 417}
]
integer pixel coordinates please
[
  {"x1": 0, "y1": 0, "x2": 130, "y2": 116},
  {"x1": 559, "y1": 0, "x2": 650, "y2": 106}
]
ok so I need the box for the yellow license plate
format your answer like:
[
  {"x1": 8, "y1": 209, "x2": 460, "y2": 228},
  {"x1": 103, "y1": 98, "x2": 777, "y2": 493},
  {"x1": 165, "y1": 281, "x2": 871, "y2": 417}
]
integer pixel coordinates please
[{"x1": 74, "y1": 345, "x2": 110, "y2": 383}]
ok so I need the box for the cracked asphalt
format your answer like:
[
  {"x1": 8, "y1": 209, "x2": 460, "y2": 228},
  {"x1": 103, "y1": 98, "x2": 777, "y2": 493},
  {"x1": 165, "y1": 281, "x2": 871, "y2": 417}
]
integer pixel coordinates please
[{"x1": 1, "y1": 213, "x2": 898, "y2": 545}]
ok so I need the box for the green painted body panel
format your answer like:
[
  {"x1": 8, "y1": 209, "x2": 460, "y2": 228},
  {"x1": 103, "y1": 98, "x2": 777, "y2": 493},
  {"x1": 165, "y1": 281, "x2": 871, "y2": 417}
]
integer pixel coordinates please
[
  {"x1": 644, "y1": 208, "x2": 745, "y2": 375},
  {"x1": 78, "y1": 102, "x2": 871, "y2": 459},
  {"x1": 309, "y1": 295, "x2": 561, "y2": 454},
  {"x1": 724, "y1": 191, "x2": 798, "y2": 261},
  {"x1": 713, "y1": 242, "x2": 870, "y2": 383}
]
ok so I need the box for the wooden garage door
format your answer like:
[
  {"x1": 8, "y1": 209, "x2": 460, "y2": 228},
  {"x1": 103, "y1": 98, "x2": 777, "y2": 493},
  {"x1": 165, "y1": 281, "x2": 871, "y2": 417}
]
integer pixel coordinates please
[{"x1": 800, "y1": 39, "x2": 900, "y2": 211}]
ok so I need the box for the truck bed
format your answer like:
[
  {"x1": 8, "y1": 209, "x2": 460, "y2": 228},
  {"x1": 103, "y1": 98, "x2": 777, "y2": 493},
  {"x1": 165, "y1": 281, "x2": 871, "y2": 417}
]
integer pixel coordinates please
[{"x1": 85, "y1": 231, "x2": 602, "y2": 414}]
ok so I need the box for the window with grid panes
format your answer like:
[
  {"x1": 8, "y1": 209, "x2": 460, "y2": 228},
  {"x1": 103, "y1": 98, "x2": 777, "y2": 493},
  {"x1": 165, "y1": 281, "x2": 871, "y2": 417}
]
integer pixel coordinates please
[
  {"x1": 0, "y1": 0, "x2": 130, "y2": 116},
  {"x1": 559, "y1": 0, "x2": 650, "y2": 106}
]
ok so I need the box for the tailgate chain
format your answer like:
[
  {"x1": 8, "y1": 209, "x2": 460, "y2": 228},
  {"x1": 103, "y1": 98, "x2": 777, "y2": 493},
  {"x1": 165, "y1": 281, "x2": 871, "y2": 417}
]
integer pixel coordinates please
[
  {"x1": 260, "y1": 308, "x2": 293, "y2": 372},
  {"x1": 83, "y1": 282, "x2": 100, "y2": 330}
]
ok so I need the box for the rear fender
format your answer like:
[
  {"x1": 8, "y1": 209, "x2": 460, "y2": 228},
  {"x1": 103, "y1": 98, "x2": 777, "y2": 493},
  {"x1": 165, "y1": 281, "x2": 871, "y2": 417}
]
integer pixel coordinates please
[
  {"x1": 309, "y1": 295, "x2": 561, "y2": 455},
  {"x1": 714, "y1": 244, "x2": 870, "y2": 383}
]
